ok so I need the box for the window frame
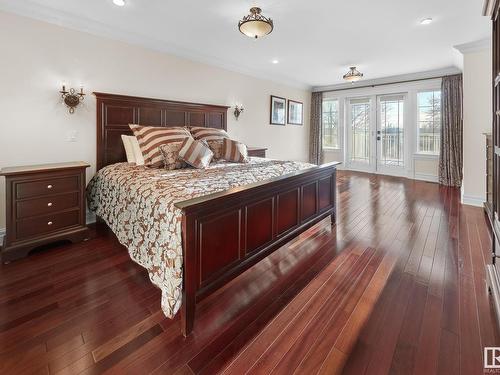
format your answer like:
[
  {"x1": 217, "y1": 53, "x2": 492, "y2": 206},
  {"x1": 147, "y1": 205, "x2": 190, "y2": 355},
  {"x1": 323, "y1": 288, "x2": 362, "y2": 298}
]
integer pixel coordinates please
[
  {"x1": 321, "y1": 98, "x2": 340, "y2": 150},
  {"x1": 415, "y1": 89, "x2": 442, "y2": 156}
]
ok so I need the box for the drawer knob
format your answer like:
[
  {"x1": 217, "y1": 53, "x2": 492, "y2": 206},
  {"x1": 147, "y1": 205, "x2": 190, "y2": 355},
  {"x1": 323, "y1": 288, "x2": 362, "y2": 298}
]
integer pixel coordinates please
[
  {"x1": 47, "y1": 202, "x2": 53, "y2": 207},
  {"x1": 47, "y1": 184, "x2": 53, "y2": 189},
  {"x1": 47, "y1": 221, "x2": 53, "y2": 226}
]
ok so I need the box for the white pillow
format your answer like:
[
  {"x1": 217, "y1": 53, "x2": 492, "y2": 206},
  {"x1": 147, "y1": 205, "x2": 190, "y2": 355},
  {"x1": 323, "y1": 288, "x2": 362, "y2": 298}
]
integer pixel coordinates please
[
  {"x1": 121, "y1": 135, "x2": 145, "y2": 165},
  {"x1": 121, "y1": 135, "x2": 135, "y2": 163},
  {"x1": 129, "y1": 136, "x2": 145, "y2": 166}
]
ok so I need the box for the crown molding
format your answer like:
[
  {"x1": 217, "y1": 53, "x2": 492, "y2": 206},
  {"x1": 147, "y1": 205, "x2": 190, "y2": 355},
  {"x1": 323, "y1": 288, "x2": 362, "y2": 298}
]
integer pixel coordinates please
[
  {"x1": 312, "y1": 67, "x2": 461, "y2": 92},
  {"x1": 454, "y1": 38, "x2": 492, "y2": 54},
  {"x1": 0, "y1": 2, "x2": 311, "y2": 90}
]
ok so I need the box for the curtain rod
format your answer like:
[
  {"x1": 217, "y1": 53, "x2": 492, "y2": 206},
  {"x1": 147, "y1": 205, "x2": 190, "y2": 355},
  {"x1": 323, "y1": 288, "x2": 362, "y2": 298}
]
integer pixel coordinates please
[{"x1": 315, "y1": 73, "x2": 460, "y2": 93}]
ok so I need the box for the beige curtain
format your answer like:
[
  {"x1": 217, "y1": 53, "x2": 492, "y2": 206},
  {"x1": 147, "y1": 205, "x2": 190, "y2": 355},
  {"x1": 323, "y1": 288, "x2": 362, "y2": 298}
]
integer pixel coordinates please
[
  {"x1": 439, "y1": 74, "x2": 463, "y2": 187},
  {"x1": 309, "y1": 92, "x2": 323, "y2": 165}
]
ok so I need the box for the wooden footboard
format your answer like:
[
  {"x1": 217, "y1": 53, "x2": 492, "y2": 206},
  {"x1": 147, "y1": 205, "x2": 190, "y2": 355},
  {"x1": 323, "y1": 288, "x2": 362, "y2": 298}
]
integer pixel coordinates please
[{"x1": 174, "y1": 162, "x2": 339, "y2": 336}]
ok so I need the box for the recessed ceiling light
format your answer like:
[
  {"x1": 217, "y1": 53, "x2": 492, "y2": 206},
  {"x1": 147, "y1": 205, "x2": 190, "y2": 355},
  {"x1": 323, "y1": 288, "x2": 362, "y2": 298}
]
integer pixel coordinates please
[
  {"x1": 272, "y1": 59, "x2": 279, "y2": 64},
  {"x1": 113, "y1": 0, "x2": 125, "y2": 6},
  {"x1": 420, "y1": 18, "x2": 433, "y2": 25}
]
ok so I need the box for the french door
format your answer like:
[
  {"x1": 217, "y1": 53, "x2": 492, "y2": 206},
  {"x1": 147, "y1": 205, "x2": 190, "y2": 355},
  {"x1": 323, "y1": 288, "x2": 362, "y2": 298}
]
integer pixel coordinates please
[
  {"x1": 346, "y1": 94, "x2": 407, "y2": 176},
  {"x1": 346, "y1": 97, "x2": 373, "y2": 171},
  {"x1": 376, "y1": 94, "x2": 406, "y2": 175}
]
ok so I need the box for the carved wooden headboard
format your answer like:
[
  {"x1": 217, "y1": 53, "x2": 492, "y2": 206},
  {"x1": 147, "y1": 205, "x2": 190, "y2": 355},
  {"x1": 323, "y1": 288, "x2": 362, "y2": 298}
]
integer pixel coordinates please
[{"x1": 94, "y1": 92, "x2": 230, "y2": 170}]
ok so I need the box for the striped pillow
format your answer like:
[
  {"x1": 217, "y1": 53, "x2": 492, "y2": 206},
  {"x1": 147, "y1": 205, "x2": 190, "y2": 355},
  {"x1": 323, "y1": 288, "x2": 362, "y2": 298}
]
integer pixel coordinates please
[
  {"x1": 129, "y1": 125, "x2": 191, "y2": 168},
  {"x1": 178, "y1": 138, "x2": 214, "y2": 169},
  {"x1": 189, "y1": 127, "x2": 229, "y2": 142},
  {"x1": 222, "y1": 138, "x2": 249, "y2": 163}
]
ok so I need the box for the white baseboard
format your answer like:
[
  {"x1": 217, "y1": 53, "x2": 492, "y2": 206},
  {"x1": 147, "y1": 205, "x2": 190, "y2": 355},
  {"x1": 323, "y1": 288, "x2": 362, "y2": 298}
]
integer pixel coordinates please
[
  {"x1": 461, "y1": 194, "x2": 485, "y2": 207},
  {"x1": 343, "y1": 167, "x2": 438, "y2": 183},
  {"x1": 413, "y1": 173, "x2": 439, "y2": 183}
]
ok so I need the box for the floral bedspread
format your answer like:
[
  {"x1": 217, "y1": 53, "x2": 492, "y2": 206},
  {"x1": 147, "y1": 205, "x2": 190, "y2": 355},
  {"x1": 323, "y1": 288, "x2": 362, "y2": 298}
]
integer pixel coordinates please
[{"x1": 87, "y1": 158, "x2": 313, "y2": 318}]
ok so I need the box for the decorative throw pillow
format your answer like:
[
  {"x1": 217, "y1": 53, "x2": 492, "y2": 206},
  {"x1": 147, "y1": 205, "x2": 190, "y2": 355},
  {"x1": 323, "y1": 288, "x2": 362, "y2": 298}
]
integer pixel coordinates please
[
  {"x1": 189, "y1": 127, "x2": 229, "y2": 142},
  {"x1": 206, "y1": 139, "x2": 224, "y2": 160},
  {"x1": 222, "y1": 138, "x2": 249, "y2": 163},
  {"x1": 159, "y1": 142, "x2": 187, "y2": 170},
  {"x1": 129, "y1": 124, "x2": 191, "y2": 168},
  {"x1": 178, "y1": 137, "x2": 214, "y2": 169}
]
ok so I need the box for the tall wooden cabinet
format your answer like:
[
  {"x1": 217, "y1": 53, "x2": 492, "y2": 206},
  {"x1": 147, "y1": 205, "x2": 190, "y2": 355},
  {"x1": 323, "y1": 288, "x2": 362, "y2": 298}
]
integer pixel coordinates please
[{"x1": 485, "y1": 0, "x2": 500, "y2": 327}]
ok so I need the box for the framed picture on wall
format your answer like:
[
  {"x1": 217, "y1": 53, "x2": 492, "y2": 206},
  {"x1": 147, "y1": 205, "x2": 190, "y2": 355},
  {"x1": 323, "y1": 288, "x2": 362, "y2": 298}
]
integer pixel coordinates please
[
  {"x1": 270, "y1": 95, "x2": 286, "y2": 125},
  {"x1": 287, "y1": 100, "x2": 303, "y2": 125}
]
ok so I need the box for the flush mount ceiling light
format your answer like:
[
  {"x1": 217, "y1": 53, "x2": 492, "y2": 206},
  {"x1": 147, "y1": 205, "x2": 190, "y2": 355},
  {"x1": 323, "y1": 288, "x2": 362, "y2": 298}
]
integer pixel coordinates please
[
  {"x1": 272, "y1": 59, "x2": 279, "y2": 64},
  {"x1": 420, "y1": 18, "x2": 433, "y2": 25},
  {"x1": 343, "y1": 66, "x2": 364, "y2": 82},
  {"x1": 113, "y1": 0, "x2": 125, "y2": 6},
  {"x1": 238, "y1": 7, "x2": 273, "y2": 39}
]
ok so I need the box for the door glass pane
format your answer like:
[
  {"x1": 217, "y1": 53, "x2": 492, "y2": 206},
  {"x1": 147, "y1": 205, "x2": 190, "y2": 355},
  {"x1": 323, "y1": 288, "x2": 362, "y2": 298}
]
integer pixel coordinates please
[
  {"x1": 350, "y1": 99, "x2": 370, "y2": 164},
  {"x1": 379, "y1": 96, "x2": 404, "y2": 167}
]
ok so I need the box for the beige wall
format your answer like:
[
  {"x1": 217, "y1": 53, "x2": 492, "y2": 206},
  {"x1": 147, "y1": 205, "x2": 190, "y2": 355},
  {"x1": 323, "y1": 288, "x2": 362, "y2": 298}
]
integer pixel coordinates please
[
  {"x1": 0, "y1": 11, "x2": 311, "y2": 230},
  {"x1": 462, "y1": 47, "x2": 492, "y2": 206}
]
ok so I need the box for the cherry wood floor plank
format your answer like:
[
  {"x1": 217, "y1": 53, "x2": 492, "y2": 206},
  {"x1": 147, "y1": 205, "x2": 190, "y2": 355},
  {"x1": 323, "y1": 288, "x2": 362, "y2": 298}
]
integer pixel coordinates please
[{"x1": 412, "y1": 293, "x2": 444, "y2": 374}]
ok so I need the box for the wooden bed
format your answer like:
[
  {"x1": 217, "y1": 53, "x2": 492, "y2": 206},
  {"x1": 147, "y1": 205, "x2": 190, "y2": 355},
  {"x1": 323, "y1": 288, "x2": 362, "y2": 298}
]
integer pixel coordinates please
[{"x1": 93, "y1": 92, "x2": 339, "y2": 336}]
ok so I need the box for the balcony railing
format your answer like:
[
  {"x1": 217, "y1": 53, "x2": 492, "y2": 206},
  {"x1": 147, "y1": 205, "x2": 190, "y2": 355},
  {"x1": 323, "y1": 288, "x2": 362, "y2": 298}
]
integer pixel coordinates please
[
  {"x1": 419, "y1": 133, "x2": 440, "y2": 154},
  {"x1": 349, "y1": 132, "x2": 440, "y2": 164}
]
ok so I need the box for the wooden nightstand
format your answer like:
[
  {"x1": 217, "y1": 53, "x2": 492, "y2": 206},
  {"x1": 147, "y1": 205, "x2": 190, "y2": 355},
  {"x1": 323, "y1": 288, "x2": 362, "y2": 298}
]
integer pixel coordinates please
[
  {"x1": 1, "y1": 162, "x2": 90, "y2": 262},
  {"x1": 247, "y1": 147, "x2": 267, "y2": 158}
]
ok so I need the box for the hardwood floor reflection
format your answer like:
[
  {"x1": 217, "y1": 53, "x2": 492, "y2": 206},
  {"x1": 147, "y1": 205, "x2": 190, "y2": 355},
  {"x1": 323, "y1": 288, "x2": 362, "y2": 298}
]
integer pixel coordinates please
[{"x1": 0, "y1": 171, "x2": 498, "y2": 374}]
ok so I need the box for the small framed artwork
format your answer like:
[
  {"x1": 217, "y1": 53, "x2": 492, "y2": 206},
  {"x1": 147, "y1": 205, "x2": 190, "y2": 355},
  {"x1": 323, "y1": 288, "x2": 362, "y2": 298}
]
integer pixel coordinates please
[
  {"x1": 287, "y1": 100, "x2": 303, "y2": 125},
  {"x1": 270, "y1": 95, "x2": 286, "y2": 125}
]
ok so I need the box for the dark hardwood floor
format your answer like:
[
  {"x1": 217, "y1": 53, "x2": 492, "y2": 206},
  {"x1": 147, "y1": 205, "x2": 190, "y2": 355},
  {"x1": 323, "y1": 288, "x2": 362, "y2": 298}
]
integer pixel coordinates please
[{"x1": 0, "y1": 171, "x2": 498, "y2": 374}]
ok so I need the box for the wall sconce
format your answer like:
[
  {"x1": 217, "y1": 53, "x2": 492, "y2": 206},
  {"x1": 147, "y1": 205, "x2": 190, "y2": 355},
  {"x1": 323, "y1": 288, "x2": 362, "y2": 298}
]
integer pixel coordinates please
[
  {"x1": 60, "y1": 83, "x2": 85, "y2": 114},
  {"x1": 234, "y1": 104, "x2": 244, "y2": 120}
]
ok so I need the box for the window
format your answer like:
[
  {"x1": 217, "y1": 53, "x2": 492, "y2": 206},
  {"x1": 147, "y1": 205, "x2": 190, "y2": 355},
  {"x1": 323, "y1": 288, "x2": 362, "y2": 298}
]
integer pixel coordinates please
[
  {"x1": 322, "y1": 99, "x2": 339, "y2": 149},
  {"x1": 417, "y1": 90, "x2": 441, "y2": 154}
]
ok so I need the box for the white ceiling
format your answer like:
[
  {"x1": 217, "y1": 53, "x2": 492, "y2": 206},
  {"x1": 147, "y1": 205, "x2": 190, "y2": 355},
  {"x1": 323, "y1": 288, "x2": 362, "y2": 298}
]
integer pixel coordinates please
[{"x1": 0, "y1": 0, "x2": 491, "y2": 89}]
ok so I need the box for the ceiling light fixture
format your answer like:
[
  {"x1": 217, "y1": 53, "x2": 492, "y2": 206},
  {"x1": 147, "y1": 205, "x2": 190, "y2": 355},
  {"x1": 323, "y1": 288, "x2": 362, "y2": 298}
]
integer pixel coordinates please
[
  {"x1": 238, "y1": 7, "x2": 273, "y2": 39},
  {"x1": 420, "y1": 18, "x2": 433, "y2": 25},
  {"x1": 113, "y1": 0, "x2": 125, "y2": 6},
  {"x1": 343, "y1": 66, "x2": 364, "y2": 83},
  {"x1": 272, "y1": 59, "x2": 279, "y2": 64}
]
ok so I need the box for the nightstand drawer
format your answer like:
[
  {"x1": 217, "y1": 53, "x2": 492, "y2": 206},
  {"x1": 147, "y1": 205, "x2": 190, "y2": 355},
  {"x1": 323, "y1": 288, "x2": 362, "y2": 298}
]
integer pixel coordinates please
[
  {"x1": 248, "y1": 149, "x2": 266, "y2": 157},
  {"x1": 16, "y1": 176, "x2": 80, "y2": 199},
  {"x1": 247, "y1": 147, "x2": 267, "y2": 158},
  {"x1": 16, "y1": 210, "x2": 80, "y2": 239},
  {"x1": 16, "y1": 192, "x2": 79, "y2": 219}
]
